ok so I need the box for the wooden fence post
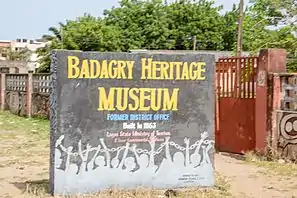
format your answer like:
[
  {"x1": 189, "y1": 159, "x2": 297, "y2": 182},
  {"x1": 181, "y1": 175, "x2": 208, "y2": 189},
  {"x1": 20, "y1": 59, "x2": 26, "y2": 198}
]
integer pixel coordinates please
[{"x1": 27, "y1": 71, "x2": 33, "y2": 117}]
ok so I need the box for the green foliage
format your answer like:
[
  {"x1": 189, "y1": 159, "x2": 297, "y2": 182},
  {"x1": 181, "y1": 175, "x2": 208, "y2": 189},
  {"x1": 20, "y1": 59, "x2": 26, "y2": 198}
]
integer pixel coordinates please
[
  {"x1": 268, "y1": 0, "x2": 297, "y2": 71},
  {"x1": 165, "y1": 0, "x2": 225, "y2": 50},
  {"x1": 242, "y1": 0, "x2": 297, "y2": 71},
  {"x1": 5, "y1": 47, "x2": 31, "y2": 61},
  {"x1": 104, "y1": 0, "x2": 174, "y2": 50},
  {"x1": 221, "y1": 4, "x2": 238, "y2": 51},
  {"x1": 37, "y1": 0, "x2": 229, "y2": 72},
  {"x1": 271, "y1": 0, "x2": 297, "y2": 21},
  {"x1": 36, "y1": 25, "x2": 63, "y2": 73},
  {"x1": 37, "y1": 14, "x2": 122, "y2": 73},
  {"x1": 104, "y1": 0, "x2": 225, "y2": 50},
  {"x1": 36, "y1": 0, "x2": 297, "y2": 72}
]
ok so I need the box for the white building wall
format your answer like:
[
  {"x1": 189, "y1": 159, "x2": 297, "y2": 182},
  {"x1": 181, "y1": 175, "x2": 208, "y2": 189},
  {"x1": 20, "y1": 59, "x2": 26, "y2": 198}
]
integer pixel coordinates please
[{"x1": 10, "y1": 39, "x2": 48, "y2": 70}]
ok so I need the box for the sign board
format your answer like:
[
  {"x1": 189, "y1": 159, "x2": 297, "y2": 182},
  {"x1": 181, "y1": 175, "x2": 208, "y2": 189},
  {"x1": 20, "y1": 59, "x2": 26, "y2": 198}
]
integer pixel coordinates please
[{"x1": 49, "y1": 50, "x2": 215, "y2": 195}]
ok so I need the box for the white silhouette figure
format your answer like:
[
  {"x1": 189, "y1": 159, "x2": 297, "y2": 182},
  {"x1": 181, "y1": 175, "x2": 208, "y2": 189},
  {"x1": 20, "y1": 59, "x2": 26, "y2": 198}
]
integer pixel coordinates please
[
  {"x1": 153, "y1": 137, "x2": 174, "y2": 184},
  {"x1": 184, "y1": 137, "x2": 190, "y2": 167},
  {"x1": 100, "y1": 138, "x2": 111, "y2": 168},
  {"x1": 112, "y1": 142, "x2": 132, "y2": 187},
  {"x1": 78, "y1": 141, "x2": 92, "y2": 173},
  {"x1": 65, "y1": 146, "x2": 74, "y2": 172},
  {"x1": 86, "y1": 144, "x2": 101, "y2": 171},
  {"x1": 190, "y1": 131, "x2": 209, "y2": 168},
  {"x1": 111, "y1": 147, "x2": 122, "y2": 168},
  {"x1": 130, "y1": 135, "x2": 157, "y2": 186},
  {"x1": 53, "y1": 132, "x2": 215, "y2": 191},
  {"x1": 55, "y1": 148, "x2": 63, "y2": 169}
]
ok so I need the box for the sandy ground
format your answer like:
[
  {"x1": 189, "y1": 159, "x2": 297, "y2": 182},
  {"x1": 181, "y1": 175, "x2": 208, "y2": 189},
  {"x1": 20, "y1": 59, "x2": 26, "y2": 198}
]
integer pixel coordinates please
[{"x1": 216, "y1": 153, "x2": 297, "y2": 198}]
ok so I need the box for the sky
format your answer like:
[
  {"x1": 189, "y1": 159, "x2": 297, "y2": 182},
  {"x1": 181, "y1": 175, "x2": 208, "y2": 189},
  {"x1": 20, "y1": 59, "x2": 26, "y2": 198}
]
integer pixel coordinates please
[{"x1": 0, "y1": 0, "x2": 247, "y2": 40}]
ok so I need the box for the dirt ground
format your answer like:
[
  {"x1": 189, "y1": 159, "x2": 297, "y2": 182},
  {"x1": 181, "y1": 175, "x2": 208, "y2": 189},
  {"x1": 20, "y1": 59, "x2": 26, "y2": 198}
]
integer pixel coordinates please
[
  {"x1": 216, "y1": 153, "x2": 297, "y2": 198},
  {"x1": 1, "y1": 112, "x2": 297, "y2": 198}
]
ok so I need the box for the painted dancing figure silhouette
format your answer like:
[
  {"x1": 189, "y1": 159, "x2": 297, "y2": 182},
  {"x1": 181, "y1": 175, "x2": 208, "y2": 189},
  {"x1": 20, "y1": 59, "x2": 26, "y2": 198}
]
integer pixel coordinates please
[
  {"x1": 78, "y1": 140, "x2": 92, "y2": 172},
  {"x1": 201, "y1": 141, "x2": 213, "y2": 165},
  {"x1": 133, "y1": 135, "x2": 158, "y2": 186},
  {"x1": 130, "y1": 135, "x2": 157, "y2": 171},
  {"x1": 111, "y1": 147, "x2": 122, "y2": 168},
  {"x1": 86, "y1": 144, "x2": 101, "y2": 171},
  {"x1": 100, "y1": 138, "x2": 111, "y2": 168},
  {"x1": 118, "y1": 142, "x2": 131, "y2": 169},
  {"x1": 65, "y1": 146, "x2": 74, "y2": 172},
  {"x1": 184, "y1": 137, "x2": 190, "y2": 167},
  {"x1": 55, "y1": 135, "x2": 65, "y2": 169},
  {"x1": 53, "y1": 131, "x2": 215, "y2": 190},
  {"x1": 154, "y1": 136, "x2": 172, "y2": 174},
  {"x1": 190, "y1": 131, "x2": 209, "y2": 168}
]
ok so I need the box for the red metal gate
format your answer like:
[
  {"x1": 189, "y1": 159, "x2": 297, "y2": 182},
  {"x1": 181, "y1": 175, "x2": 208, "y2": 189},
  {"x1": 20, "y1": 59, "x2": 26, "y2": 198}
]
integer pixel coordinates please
[{"x1": 215, "y1": 57, "x2": 258, "y2": 154}]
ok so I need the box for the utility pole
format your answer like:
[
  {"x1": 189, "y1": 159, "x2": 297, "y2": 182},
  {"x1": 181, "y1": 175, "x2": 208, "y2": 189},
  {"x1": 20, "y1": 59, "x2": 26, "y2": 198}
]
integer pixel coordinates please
[
  {"x1": 193, "y1": 36, "x2": 197, "y2": 51},
  {"x1": 234, "y1": 0, "x2": 244, "y2": 97},
  {"x1": 236, "y1": 0, "x2": 244, "y2": 57}
]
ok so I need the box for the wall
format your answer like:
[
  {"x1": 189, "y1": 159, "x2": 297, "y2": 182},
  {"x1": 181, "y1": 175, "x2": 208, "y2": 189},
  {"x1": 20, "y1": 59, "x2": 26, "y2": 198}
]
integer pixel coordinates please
[
  {"x1": 0, "y1": 40, "x2": 12, "y2": 60},
  {"x1": 270, "y1": 73, "x2": 297, "y2": 160},
  {"x1": 11, "y1": 39, "x2": 47, "y2": 52},
  {"x1": 0, "y1": 60, "x2": 28, "y2": 73},
  {"x1": 0, "y1": 73, "x2": 50, "y2": 118}
]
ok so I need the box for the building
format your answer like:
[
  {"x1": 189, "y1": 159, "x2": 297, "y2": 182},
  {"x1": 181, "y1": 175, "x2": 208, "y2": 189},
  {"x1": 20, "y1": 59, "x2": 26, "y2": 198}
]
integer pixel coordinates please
[
  {"x1": 12, "y1": 38, "x2": 47, "y2": 52},
  {"x1": 0, "y1": 40, "x2": 12, "y2": 60},
  {"x1": 0, "y1": 38, "x2": 48, "y2": 73},
  {"x1": 11, "y1": 38, "x2": 48, "y2": 70}
]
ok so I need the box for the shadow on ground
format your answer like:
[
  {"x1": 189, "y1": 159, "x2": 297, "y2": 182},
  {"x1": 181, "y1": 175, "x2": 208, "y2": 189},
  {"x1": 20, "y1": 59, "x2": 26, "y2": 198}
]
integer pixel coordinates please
[{"x1": 12, "y1": 179, "x2": 50, "y2": 196}]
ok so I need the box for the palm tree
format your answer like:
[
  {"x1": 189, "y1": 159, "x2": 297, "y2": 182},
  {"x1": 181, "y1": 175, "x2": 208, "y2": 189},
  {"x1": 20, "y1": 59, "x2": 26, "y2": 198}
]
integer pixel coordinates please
[{"x1": 36, "y1": 23, "x2": 65, "y2": 73}]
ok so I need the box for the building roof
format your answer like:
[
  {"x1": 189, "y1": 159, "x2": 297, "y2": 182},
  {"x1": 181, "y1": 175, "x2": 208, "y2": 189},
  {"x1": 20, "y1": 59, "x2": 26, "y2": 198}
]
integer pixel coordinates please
[{"x1": 0, "y1": 40, "x2": 11, "y2": 43}]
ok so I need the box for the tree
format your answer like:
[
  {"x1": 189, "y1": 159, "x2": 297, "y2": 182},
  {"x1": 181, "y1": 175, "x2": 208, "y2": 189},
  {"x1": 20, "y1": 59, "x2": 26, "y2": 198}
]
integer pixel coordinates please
[
  {"x1": 242, "y1": 0, "x2": 297, "y2": 71},
  {"x1": 36, "y1": 0, "x2": 297, "y2": 72},
  {"x1": 221, "y1": 4, "x2": 238, "y2": 51},
  {"x1": 104, "y1": 0, "x2": 226, "y2": 51},
  {"x1": 268, "y1": 0, "x2": 297, "y2": 71},
  {"x1": 271, "y1": 0, "x2": 297, "y2": 25},
  {"x1": 139, "y1": 0, "x2": 175, "y2": 49},
  {"x1": 6, "y1": 47, "x2": 31, "y2": 61},
  {"x1": 36, "y1": 24, "x2": 64, "y2": 73},
  {"x1": 61, "y1": 14, "x2": 122, "y2": 51},
  {"x1": 37, "y1": 14, "x2": 122, "y2": 72},
  {"x1": 37, "y1": 0, "x2": 228, "y2": 72},
  {"x1": 165, "y1": 0, "x2": 225, "y2": 50},
  {"x1": 104, "y1": 0, "x2": 174, "y2": 50}
]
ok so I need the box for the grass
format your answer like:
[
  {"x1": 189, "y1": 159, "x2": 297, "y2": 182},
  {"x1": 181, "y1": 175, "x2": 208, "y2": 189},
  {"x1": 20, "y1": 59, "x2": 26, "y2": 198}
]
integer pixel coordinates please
[
  {"x1": 244, "y1": 151, "x2": 297, "y2": 177},
  {"x1": 0, "y1": 111, "x2": 50, "y2": 167},
  {"x1": 0, "y1": 111, "x2": 231, "y2": 198},
  {"x1": 0, "y1": 111, "x2": 49, "y2": 138},
  {"x1": 22, "y1": 173, "x2": 230, "y2": 198}
]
